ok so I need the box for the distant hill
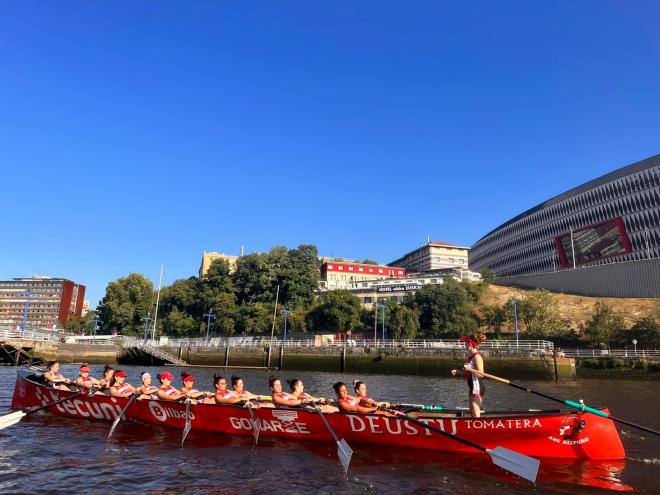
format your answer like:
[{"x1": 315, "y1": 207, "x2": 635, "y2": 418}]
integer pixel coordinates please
[{"x1": 481, "y1": 284, "x2": 660, "y2": 330}]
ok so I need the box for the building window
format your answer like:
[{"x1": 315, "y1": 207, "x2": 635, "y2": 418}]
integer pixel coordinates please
[
  {"x1": 378, "y1": 269, "x2": 384, "y2": 273},
  {"x1": 364, "y1": 297, "x2": 372, "y2": 304},
  {"x1": 358, "y1": 267, "x2": 364, "y2": 272},
  {"x1": 348, "y1": 266, "x2": 354, "y2": 271},
  {"x1": 369, "y1": 268, "x2": 374, "y2": 273},
  {"x1": 338, "y1": 266, "x2": 343, "y2": 271},
  {"x1": 431, "y1": 279, "x2": 437, "y2": 283}
]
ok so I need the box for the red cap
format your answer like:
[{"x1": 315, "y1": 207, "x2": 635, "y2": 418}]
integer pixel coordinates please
[
  {"x1": 459, "y1": 337, "x2": 479, "y2": 348},
  {"x1": 79, "y1": 366, "x2": 90, "y2": 373},
  {"x1": 182, "y1": 375, "x2": 196, "y2": 383},
  {"x1": 114, "y1": 371, "x2": 127, "y2": 378},
  {"x1": 160, "y1": 371, "x2": 174, "y2": 380}
]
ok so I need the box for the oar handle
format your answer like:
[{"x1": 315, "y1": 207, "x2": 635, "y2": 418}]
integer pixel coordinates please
[{"x1": 465, "y1": 369, "x2": 511, "y2": 385}]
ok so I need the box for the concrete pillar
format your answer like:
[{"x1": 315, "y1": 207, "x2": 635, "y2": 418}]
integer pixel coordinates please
[
  {"x1": 224, "y1": 346, "x2": 230, "y2": 366},
  {"x1": 340, "y1": 346, "x2": 346, "y2": 372},
  {"x1": 278, "y1": 346, "x2": 284, "y2": 370},
  {"x1": 266, "y1": 346, "x2": 272, "y2": 368}
]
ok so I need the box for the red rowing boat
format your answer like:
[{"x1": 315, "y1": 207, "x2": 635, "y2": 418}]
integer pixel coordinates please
[{"x1": 10, "y1": 371, "x2": 625, "y2": 460}]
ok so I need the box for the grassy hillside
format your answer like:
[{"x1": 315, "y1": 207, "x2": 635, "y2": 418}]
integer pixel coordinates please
[{"x1": 481, "y1": 284, "x2": 660, "y2": 330}]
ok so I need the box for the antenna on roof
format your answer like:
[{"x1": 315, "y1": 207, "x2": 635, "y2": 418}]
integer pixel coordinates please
[
  {"x1": 427, "y1": 235, "x2": 431, "y2": 244},
  {"x1": 240, "y1": 246, "x2": 244, "y2": 257}
]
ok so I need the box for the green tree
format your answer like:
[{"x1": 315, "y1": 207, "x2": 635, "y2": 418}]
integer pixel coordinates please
[
  {"x1": 479, "y1": 268, "x2": 496, "y2": 283},
  {"x1": 388, "y1": 305, "x2": 420, "y2": 339},
  {"x1": 236, "y1": 302, "x2": 272, "y2": 334},
  {"x1": 204, "y1": 258, "x2": 234, "y2": 294},
  {"x1": 627, "y1": 317, "x2": 660, "y2": 348},
  {"x1": 65, "y1": 311, "x2": 97, "y2": 334},
  {"x1": 410, "y1": 278, "x2": 479, "y2": 337},
  {"x1": 306, "y1": 290, "x2": 362, "y2": 333},
  {"x1": 97, "y1": 273, "x2": 155, "y2": 336},
  {"x1": 162, "y1": 307, "x2": 199, "y2": 337},
  {"x1": 582, "y1": 302, "x2": 626, "y2": 348},
  {"x1": 233, "y1": 253, "x2": 277, "y2": 304},
  {"x1": 204, "y1": 291, "x2": 238, "y2": 336},
  {"x1": 281, "y1": 244, "x2": 320, "y2": 307},
  {"x1": 480, "y1": 304, "x2": 507, "y2": 337},
  {"x1": 515, "y1": 289, "x2": 567, "y2": 338}
]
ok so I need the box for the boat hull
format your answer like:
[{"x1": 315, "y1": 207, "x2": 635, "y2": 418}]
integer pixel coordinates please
[{"x1": 11, "y1": 371, "x2": 625, "y2": 460}]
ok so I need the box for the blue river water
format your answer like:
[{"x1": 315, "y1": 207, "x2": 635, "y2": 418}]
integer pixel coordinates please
[{"x1": 0, "y1": 365, "x2": 658, "y2": 494}]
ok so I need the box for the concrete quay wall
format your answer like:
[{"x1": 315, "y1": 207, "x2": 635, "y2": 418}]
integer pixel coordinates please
[{"x1": 163, "y1": 346, "x2": 576, "y2": 380}]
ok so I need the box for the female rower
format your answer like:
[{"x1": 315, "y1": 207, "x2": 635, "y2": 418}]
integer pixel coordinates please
[
  {"x1": 98, "y1": 365, "x2": 115, "y2": 390},
  {"x1": 353, "y1": 380, "x2": 391, "y2": 409},
  {"x1": 211, "y1": 374, "x2": 242, "y2": 404},
  {"x1": 75, "y1": 364, "x2": 99, "y2": 391},
  {"x1": 110, "y1": 371, "x2": 135, "y2": 398},
  {"x1": 451, "y1": 333, "x2": 487, "y2": 418},
  {"x1": 135, "y1": 372, "x2": 159, "y2": 400},
  {"x1": 44, "y1": 361, "x2": 72, "y2": 390},
  {"x1": 269, "y1": 376, "x2": 305, "y2": 407},
  {"x1": 180, "y1": 372, "x2": 212, "y2": 401},
  {"x1": 156, "y1": 371, "x2": 186, "y2": 401},
  {"x1": 289, "y1": 378, "x2": 337, "y2": 412},
  {"x1": 333, "y1": 382, "x2": 378, "y2": 414},
  {"x1": 231, "y1": 375, "x2": 261, "y2": 401}
]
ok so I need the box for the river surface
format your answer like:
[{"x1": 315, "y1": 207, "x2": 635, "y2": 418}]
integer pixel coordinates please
[{"x1": 0, "y1": 365, "x2": 658, "y2": 494}]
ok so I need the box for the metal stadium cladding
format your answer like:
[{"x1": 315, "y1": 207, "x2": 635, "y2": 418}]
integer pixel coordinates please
[{"x1": 469, "y1": 154, "x2": 660, "y2": 297}]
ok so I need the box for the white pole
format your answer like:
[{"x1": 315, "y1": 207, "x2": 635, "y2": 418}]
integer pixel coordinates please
[
  {"x1": 151, "y1": 264, "x2": 163, "y2": 341},
  {"x1": 270, "y1": 284, "x2": 280, "y2": 345},
  {"x1": 570, "y1": 227, "x2": 577, "y2": 269}
]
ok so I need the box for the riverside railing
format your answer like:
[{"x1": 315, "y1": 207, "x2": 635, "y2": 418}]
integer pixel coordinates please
[
  {"x1": 122, "y1": 337, "x2": 555, "y2": 351},
  {"x1": 560, "y1": 349, "x2": 660, "y2": 358},
  {"x1": 0, "y1": 327, "x2": 59, "y2": 341}
]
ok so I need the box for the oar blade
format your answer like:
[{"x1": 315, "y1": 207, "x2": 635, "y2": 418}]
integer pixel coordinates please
[
  {"x1": 0, "y1": 411, "x2": 26, "y2": 430},
  {"x1": 487, "y1": 446, "x2": 540, "y2": 483},
  {"x1": 108, "y1": 415, "x2": 122, "y2": 439},
  {"x1": 337, "y1": 439, "x2": 353, "y2": 475},
  {"x1": 181, "y1": 401, "x2": 192, "y2": 447}
]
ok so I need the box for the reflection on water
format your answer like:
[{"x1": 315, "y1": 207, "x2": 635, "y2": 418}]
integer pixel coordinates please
[{"x1": 1, "y1": 365, "x2": 658, "y2": 494}]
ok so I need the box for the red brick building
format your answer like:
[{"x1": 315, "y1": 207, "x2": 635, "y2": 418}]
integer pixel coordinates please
[{"x1": 0, "y1": 277, "x2": 86, "y2": 329}]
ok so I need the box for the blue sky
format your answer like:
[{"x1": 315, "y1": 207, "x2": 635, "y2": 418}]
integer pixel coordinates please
[{"x1": 1, "y1": 1, "x2": 658, "y2": 306}]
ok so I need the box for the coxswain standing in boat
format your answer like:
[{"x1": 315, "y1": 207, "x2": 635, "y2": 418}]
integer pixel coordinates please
[
  {"x1": 156, "y1": 371, "x2": 187, "y2": 401},
  {"x1": 288, "y1": 378, "x2": 336, "y2": 413},
  {"x1": 110, "y1": 371, "x2": 136, "y2": 398},
  {"x1": 451, "y1": 333, "x2": 487, "y2": 418},
  {"x1": 211, "y1": 374, "x2": 243, "y2": 405},
  {"x1": 353, "y1": 380, "x2": 391, "y2": 409},
  {"x1": 333, "y1": 382, "x2": 380, "y2": 414},
  {"x1": 180, "y1": 372, "x2": 213, "y2": 401},
  {"x1": 44, "y1": 361, "x2": 72, "y2": 391},
  {"x1": 135, "y1": 372, "x2": 159, "y2": 400},
  {"x1": 74, "y1": 364, "x2": 99, "y2": 391}
]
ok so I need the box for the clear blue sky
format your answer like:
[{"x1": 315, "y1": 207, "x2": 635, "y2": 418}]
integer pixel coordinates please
[{"x1": 1, "y1": 1, "x2": 658, "y2": 307}]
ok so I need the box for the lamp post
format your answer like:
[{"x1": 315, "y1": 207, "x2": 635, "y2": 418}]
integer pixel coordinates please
[
  {"x1": 142, "y1": 312, "x2": 152, "y2": 344},
  {"x1": 204, "y1": 310, "x2": 216, "y2": 345},
  {"x1": 633, "y1": 338, "x2": 638, "y2": 357},
  {"x1": 512, "y1": 297, "x2": 519, "y2": 348},
  {"x1": 282, "y1": 307, "x2": 291, "y2": 343},
  {"x1": 645, "y1": 228, "x2": 651, "y2": 258},
  {"x1": 377, "y1": 304, "x2": 388, "y2": 342},
  {"x1": 92, "y1": 319, "x2": 103, "y2": 336}
]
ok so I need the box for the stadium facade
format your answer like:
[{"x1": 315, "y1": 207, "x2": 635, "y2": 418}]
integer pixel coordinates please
[{"x1": 469, "y1": 154, "x2": 660, "y2": 297}]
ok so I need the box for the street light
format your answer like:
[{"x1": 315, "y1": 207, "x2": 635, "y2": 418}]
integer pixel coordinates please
[
  {"x1": 633, "y1": 338, "x2": 638, "y2": 357},
  {"x1": 142, "y1": 312, "x2": 152, "y2": 343},
  {"x1": 204, "y1": 310, "x2": 216, "y2": 345},
  {"x1": 20, "y1": 285, "x2": 33, "y2": 338},
  {"x1": 282, "y1": 307, "x2": 292, "y2": 343},
  {"x1": 377, "y1": 304, "x2": 388, "y2": 342},
  {"x1": 512, "y1": 297, "x2": 519, "y2": 348}
]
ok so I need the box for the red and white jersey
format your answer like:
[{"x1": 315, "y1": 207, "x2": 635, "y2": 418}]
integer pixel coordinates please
[
  {"x1": 113, "y1": 383, "x2": 133, "y2": 395},
  {"x1": 80, "y1": 376, "x2": 95, "y2": 387},
  {"x1": 216, "y1": 389, "x2": 236, "y2": 400},
  {"x1": 340, "y1": 396, "x2": 359, "y2": 407},
  {"x1": 160, "y1": 386, "x2": 178, "y2": 397},
  {"x1": 273, "y1": 391, "x2": 296, "y2": 400}
]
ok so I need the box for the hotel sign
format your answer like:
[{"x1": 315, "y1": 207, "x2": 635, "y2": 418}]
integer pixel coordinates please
[{"x1": 376, "y1": 284, "x2": 422, "y2": 293}]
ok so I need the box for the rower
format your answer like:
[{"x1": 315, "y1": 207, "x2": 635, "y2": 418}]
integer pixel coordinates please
[
  {"x1": 75, "y1": 364, "x2": 99, "y2": 391},
  {"x1": 156, "y1": 371, "x2": 186, "y2": 401},
  {"x1": 110, "y1": 371, "x2": 136, "y2": 398},
  {"x1": 451, "y1": 333, "x2": 487, "y2": 418},
  {"x1": 180, "y1": 372, "x2": 212, "y2": 401},
  {"x1": 212, "y1": 374, "x2": 242, "y2": 405},
  {"x1": 136, "y1": 372, "x2": 159, "y2": 400},
  {"x1": 231, "y1": 375, "x2": 260, "y2": 401},
  {"x1": 333, "y1": 382, "x2": 378, "y2": 414},
  {"x1": 98, "y1": 365, "x2": 115, "y2": 392},
  {"x1": 353, "y1": 380, "x2": 390, "y2": 409},
  {"x1": 270, "y1": 376, "x2": 305, "y2": 407},
  {"x1": 288, "y1": 378, "x2": 337, "y2": 413},
  {"x1": 44, "y1": 360, "x2": 72, "y2": 390}
]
